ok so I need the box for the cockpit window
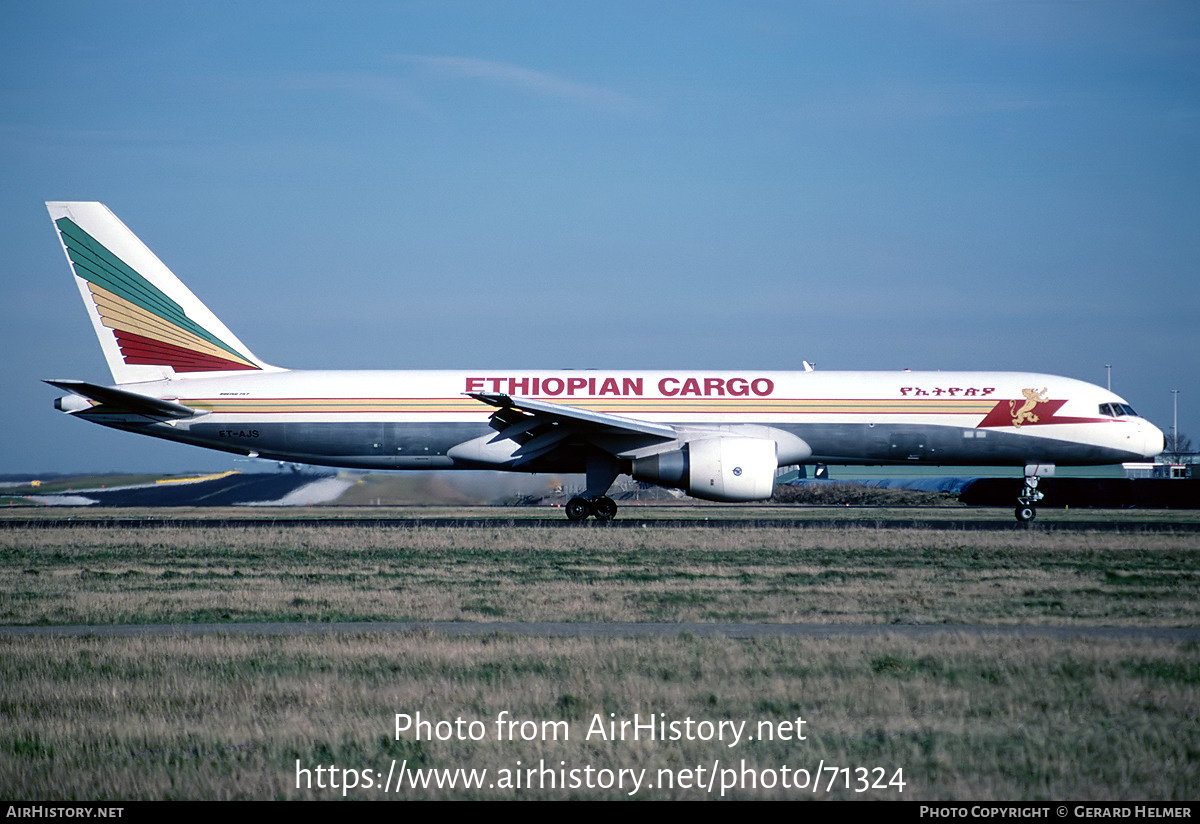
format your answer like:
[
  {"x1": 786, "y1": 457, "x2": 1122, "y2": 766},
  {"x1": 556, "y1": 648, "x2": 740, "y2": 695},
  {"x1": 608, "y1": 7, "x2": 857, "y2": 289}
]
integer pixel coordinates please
[
  {"x1": 1099, "y1": 403, "x2": 1138, "y2": 418},
  {"x1": 1100, "y1": 404, "x2": 1114, "y2": 417},
  {"x1": 1120, "y1": 404, "x2": 1137, "y2": 417}
]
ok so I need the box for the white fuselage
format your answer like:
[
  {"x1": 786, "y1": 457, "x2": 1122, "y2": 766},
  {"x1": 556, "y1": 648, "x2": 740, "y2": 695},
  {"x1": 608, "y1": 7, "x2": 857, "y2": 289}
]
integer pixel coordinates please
[{"x1": 90, "y1": 368, "x2": 1164, "y2": 472}]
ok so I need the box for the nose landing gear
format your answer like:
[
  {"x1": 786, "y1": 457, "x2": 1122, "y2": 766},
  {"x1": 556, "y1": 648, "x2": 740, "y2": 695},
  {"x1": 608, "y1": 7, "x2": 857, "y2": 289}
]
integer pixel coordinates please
[{"x1": 1015, "y1": 464, "x2": 1052, "y2": 522}]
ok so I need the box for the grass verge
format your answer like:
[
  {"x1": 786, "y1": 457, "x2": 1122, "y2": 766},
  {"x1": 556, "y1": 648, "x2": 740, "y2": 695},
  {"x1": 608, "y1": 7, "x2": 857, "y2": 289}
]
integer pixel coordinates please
[{"x1": 2, "y1": 525, "x2": 1197, "y2": 626}]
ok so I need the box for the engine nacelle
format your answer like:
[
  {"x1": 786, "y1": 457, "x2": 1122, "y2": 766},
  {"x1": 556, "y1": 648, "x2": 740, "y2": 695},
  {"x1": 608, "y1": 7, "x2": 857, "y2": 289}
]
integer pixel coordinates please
[{"x1": 631, "y1": 436, "x2": 778, "y2": 502}]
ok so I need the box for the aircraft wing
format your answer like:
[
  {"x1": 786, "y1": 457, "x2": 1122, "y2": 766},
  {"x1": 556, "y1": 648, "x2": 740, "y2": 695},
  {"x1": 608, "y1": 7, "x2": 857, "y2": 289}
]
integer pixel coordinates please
[
  {"x1": 469, "y1": 392, "x2": 677, "y2": 439},
  {"x1": 464, "y1": 392, "x2": 676, "y2": 466}
]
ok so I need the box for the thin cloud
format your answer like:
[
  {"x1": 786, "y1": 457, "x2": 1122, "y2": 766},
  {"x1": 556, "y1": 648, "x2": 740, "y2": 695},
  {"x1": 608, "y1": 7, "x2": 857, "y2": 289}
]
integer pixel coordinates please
[{"x1": 393, "y1": 54, "x2": 641, "y2": 112}]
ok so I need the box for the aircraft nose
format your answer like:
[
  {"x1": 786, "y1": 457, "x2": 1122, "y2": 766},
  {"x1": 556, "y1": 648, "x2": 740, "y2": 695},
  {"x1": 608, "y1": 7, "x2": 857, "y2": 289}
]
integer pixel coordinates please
[{"x1": 1142, "y1": 422, "x2": 1165, "y2": 459}]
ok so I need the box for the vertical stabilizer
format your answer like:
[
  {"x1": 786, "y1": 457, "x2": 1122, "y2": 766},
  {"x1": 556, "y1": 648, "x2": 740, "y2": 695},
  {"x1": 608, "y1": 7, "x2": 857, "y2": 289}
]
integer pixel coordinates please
[{"x1": 46, "y1": 201, "x2": 278, "y2": 384}]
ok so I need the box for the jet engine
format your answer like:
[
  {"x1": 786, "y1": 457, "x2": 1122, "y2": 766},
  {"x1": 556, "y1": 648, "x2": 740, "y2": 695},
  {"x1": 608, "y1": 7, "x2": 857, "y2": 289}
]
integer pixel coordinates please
[{"x1": 631, "y1": 436, "x2": 779, "y2": 502}]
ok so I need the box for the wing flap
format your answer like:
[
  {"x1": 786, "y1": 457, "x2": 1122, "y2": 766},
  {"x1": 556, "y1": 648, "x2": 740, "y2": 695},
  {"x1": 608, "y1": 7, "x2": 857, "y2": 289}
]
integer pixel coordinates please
[{"x1": 509, "y1": 426, "x2": 572, "y2": 464}]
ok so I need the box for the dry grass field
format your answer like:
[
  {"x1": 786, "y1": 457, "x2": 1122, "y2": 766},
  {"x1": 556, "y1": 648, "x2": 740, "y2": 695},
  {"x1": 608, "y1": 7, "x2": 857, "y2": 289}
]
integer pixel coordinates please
[
  {"x1": 1, "y1": 517, "x2": 1197, "y2": 800},
  {"x1": 2, "y1": 524, "x2": 1197, "y2": 626},
  {"x1": 2, "y1": 633, "x2": 1197, "y2": 800}
]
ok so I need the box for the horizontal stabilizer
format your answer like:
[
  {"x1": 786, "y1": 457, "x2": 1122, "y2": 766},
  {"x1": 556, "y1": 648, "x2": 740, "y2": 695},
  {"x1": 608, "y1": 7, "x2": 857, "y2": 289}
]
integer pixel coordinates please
[{"x1": 46, "y1": 379, "x2": 200, "y2": 419}]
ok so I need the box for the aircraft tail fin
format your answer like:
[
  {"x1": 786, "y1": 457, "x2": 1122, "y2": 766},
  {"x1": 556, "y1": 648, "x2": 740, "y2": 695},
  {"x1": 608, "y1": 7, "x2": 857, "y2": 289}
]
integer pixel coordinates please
[{"x1": 46, "y1": 201, "x2": 279, "y2": 384}]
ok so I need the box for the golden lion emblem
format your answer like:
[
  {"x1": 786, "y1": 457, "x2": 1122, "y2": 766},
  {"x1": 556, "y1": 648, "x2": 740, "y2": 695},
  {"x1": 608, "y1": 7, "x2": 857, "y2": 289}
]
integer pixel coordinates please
[{"x1": 1009, "y1": 387, "x2": 1048, "y2": 427}]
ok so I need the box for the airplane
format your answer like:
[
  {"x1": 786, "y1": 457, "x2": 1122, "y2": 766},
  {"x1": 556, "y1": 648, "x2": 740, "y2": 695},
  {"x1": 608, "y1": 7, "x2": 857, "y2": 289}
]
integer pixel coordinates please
[{"x1": 44, "y1": 201, "x2": 1165, "y2": 522}]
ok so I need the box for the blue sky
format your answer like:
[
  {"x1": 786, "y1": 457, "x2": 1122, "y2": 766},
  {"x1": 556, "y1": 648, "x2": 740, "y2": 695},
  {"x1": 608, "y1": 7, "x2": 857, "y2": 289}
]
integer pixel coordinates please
[{"x1": 3, "y1": 1, "x2": 1197, "y2": 474}]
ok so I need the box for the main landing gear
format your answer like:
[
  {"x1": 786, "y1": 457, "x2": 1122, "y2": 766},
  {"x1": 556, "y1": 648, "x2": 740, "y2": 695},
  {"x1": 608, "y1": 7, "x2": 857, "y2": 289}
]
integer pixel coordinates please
[
  {"x1": 566, "y1": 495, "x2": 618, "y2": 522},
  {"x1": 1014, "y1": 464, "x2": 1052, "y2": 522},
  {"x1": 566, "y1": 453, "x2": 622, "y2": 522}
]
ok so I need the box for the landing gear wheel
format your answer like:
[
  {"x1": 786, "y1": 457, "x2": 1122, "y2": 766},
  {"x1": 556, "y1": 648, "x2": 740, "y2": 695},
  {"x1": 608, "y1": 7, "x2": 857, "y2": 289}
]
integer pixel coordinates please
[
  {"x1": 565, "y1": 497, "x2": 591, "y2": 522},
  {"x1": 592, "y1": 496, "x2": 618, "y2": 521},
  {"x1": 1015, "y1": 469, "x2": 1046, "y2": 523}
]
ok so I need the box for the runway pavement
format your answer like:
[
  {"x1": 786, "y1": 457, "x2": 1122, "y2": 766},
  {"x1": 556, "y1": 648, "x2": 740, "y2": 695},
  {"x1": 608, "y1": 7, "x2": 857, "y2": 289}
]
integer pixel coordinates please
[{"x1": 2, "y1": 515, "x2": 1198, "y2": 531}]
